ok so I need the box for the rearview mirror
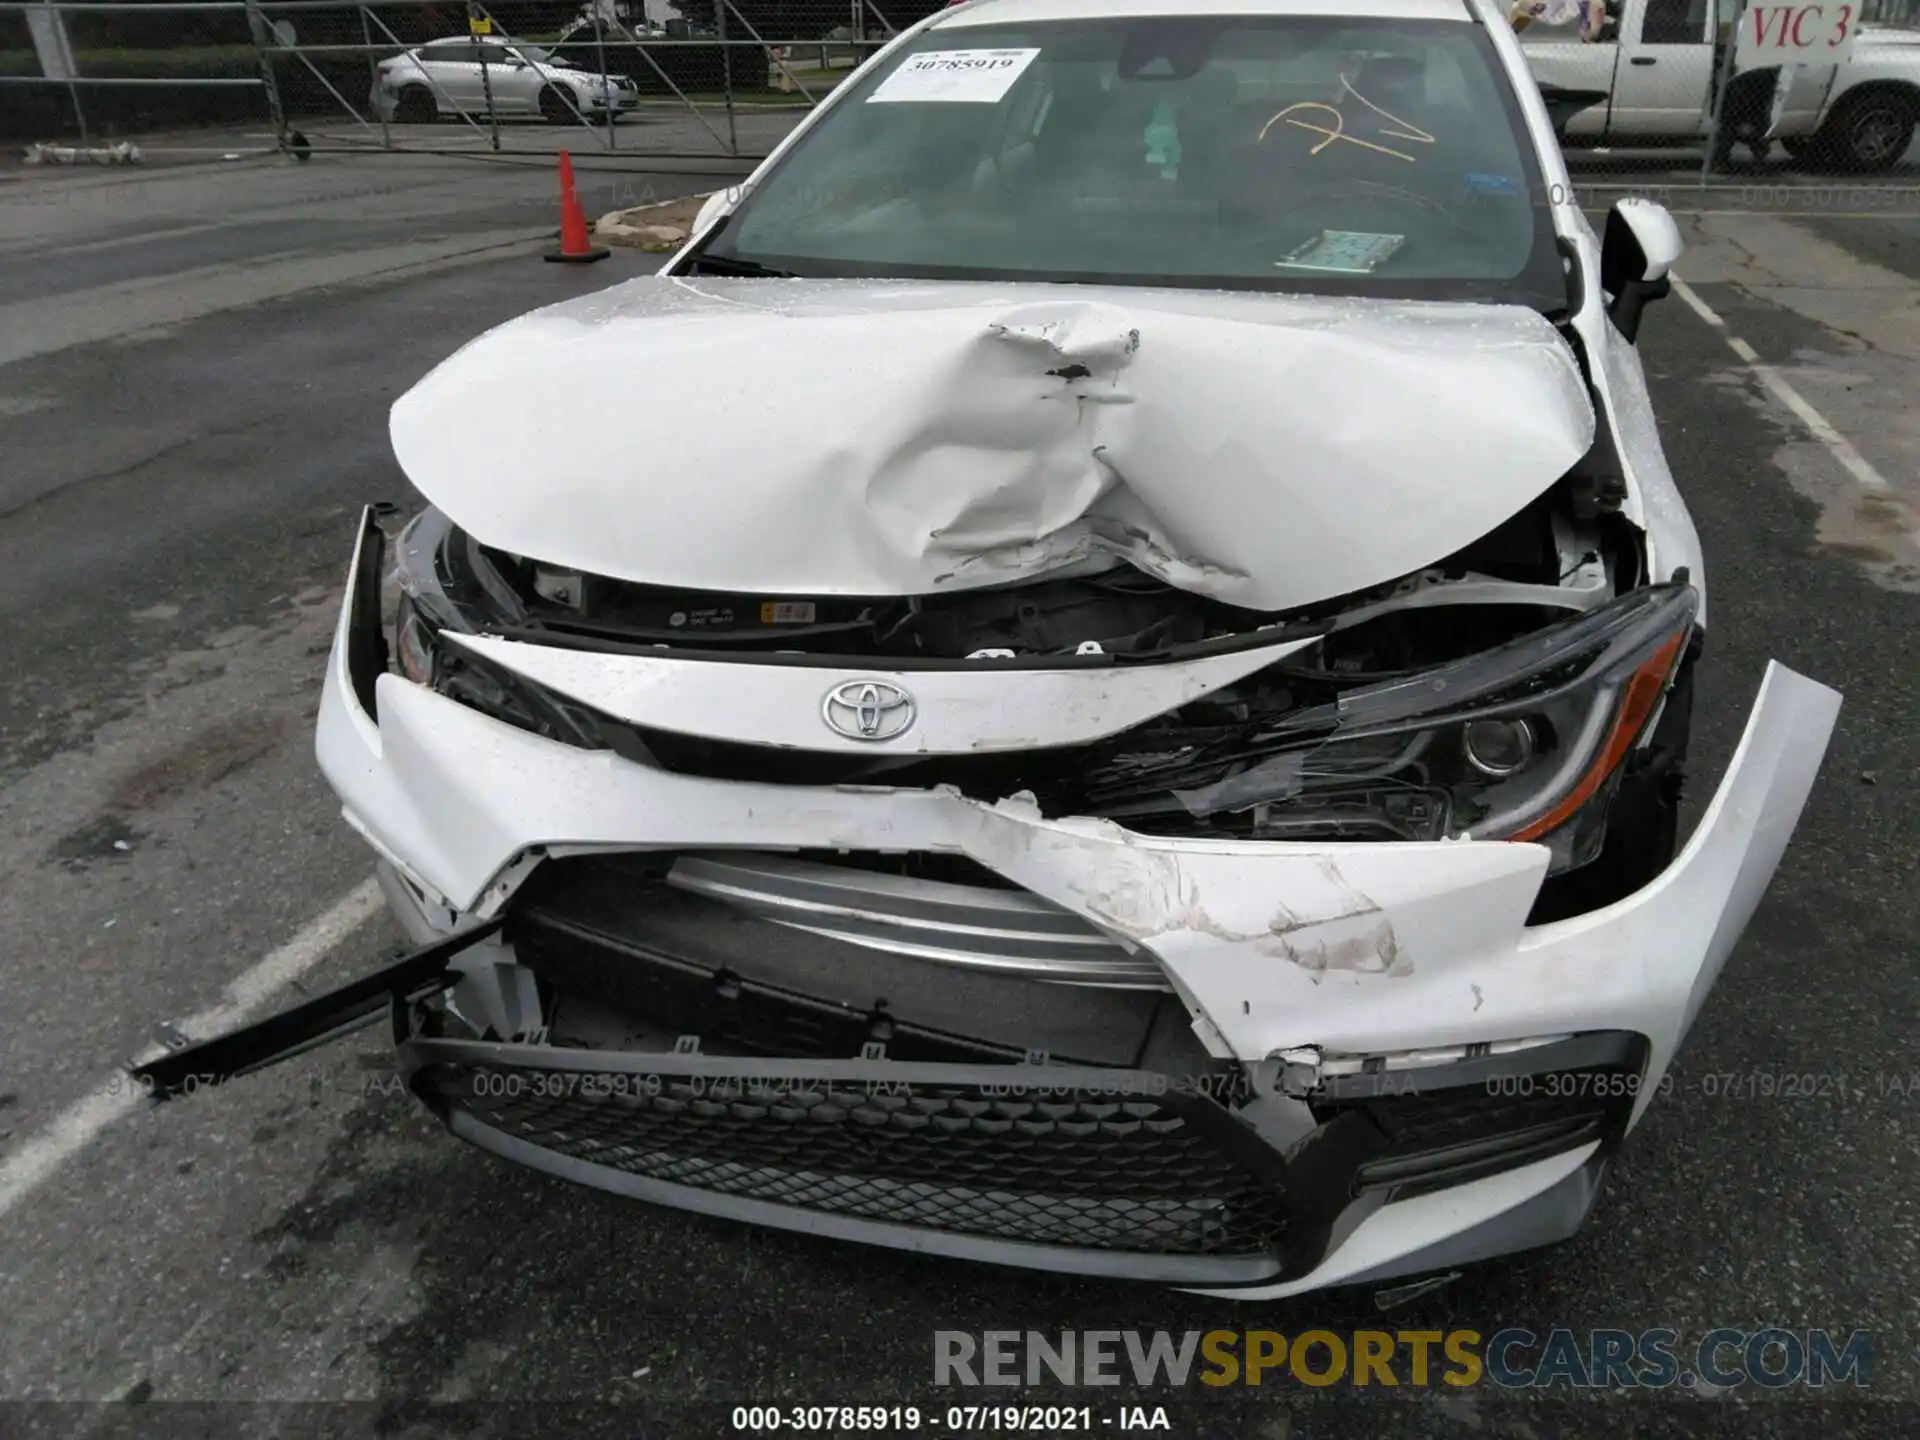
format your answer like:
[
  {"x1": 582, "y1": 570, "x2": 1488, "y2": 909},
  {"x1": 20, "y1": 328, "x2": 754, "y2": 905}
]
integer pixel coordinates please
[{"x1": 1600, "y1": 198, "x2": 1681, "y2": 342}]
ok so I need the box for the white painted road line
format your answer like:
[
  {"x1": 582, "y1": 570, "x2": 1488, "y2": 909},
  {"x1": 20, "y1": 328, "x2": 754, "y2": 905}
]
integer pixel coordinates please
[
  {"x1": 1671, "y1": 274, "x2": 1892, "y2": 494},
  {"x1": 1670, "y1": 274, "x2": 1727, "y2": 329},
  {"x1": 0, "y1": 878, "x2": 384, "y2": 1222},
  {"x1": 0, "y1": 228, "x2": 552, "y2": 370}
]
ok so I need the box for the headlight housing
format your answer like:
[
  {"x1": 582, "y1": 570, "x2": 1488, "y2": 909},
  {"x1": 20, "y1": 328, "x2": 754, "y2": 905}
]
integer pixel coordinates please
[
  {"x1": 393, "y1": 593, "x2": 436, "y2": 684},
  {"x1": 387, "y1": 508, "x2": 605, "y2": 749},
  {"x1": 1170, "y1": 583, "x2": 1698, "y2": 873}
]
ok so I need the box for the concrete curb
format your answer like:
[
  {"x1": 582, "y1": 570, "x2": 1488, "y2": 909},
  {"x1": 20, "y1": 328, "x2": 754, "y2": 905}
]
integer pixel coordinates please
[
  {"x1": 594, "y1": 191, "x2": 713, "y2": 252},
  {"x1": 23, "y1": 141, "x2": 145, "y2": 166}
]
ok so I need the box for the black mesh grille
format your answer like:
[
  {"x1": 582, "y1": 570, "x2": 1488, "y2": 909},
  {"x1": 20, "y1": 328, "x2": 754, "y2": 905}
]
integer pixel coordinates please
[
  {"x1": 1325, "y1": 1055, "x2": 1640, "y2": 1200},
  {"x1": 1342, "y1": 1065, "x2": 1624, "y2": 1147},
  {"x1": 417, "y1": 1063, "x2": 1292, "y2": 1256}
]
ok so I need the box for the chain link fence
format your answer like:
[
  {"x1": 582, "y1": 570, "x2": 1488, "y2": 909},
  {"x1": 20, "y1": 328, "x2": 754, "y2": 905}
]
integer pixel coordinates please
[
  {"x1": 0, "y1": 0, "x2": 941, "y2": 156},
  {"x1": 5, "y1": 0, "x2": 1918, "y2": 175}
]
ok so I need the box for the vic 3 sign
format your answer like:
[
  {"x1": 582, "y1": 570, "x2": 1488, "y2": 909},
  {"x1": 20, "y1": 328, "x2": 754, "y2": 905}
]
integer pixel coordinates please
[{"x1": 1737, "y1": 3, "x2": 1859, "y2": 66}]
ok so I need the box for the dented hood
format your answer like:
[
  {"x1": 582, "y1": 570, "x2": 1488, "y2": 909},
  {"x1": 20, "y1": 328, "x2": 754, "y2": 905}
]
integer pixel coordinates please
[{"x1": 390, "y1": 278, "x2": 1595, "y2": 612}]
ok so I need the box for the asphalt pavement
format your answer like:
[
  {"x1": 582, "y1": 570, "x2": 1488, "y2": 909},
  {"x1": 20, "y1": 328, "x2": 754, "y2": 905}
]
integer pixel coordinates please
[{"x1": 0, "y1": 149, "x2": 1915, "y2": 1439}]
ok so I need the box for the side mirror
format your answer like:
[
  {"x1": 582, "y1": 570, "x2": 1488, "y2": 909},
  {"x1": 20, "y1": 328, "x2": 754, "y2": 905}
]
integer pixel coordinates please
[{"x1": 1600, "y1": 198, "x2": 1681, "y2": 342}]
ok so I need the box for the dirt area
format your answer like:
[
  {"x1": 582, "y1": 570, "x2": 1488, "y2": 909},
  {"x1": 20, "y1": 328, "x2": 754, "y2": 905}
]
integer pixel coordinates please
[{"x1": 593, "y1": 189, "x2": 711, "y2": 250}]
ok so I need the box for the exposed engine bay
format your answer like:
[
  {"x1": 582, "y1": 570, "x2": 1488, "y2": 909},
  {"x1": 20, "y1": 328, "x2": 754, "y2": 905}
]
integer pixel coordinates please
[
  {"x1": 445, "y1": 485, "x2": 1622, "y2": 664},
  {"x1": 391, "y1": 475, "x2": 1690, "y2": 918}
]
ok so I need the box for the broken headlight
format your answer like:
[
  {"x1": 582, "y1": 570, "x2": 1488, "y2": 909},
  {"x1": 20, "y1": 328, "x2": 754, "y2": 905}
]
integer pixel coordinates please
[
  {"x1": 1179, "y1": 583, "x2": 1698, "y2": 873},
  {"x1": 393, "y1": 592, "x2": 436, "y2": 684},
  {"x1": 387, "y1": 508, "x2": 604, "y2": 749}
]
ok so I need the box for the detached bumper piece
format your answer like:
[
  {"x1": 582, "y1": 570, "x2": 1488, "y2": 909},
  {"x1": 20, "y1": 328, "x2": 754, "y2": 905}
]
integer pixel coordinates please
[{"x1": 126, "y1": 918, "x2": 503, "y2": 1100}]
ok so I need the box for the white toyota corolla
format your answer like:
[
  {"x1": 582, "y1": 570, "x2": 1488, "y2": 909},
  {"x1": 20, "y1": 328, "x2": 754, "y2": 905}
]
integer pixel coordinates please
[{"x1": 142, "y1": 0, "x2": 1842, "y2": 1298}]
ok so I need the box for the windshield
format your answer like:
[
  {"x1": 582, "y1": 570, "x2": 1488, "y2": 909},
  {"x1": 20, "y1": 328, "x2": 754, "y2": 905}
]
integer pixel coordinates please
[{"x1": 693, "y1": 15, "x2": 1564, "y2": 305}]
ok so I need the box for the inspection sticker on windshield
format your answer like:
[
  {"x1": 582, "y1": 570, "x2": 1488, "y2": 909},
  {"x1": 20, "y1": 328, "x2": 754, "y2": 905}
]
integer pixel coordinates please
[
  {"x1": 867, "y1": 49, "x2": 1040, "y2": 104},
  {"x1": 1276, "y1": 230, "x2": 1405, "y2": 274}
]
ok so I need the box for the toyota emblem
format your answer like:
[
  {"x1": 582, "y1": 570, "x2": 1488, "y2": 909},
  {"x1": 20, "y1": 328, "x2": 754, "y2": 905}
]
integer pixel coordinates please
[{"x1": 822, "y1": 679, "x2": 916, "y2": 741}]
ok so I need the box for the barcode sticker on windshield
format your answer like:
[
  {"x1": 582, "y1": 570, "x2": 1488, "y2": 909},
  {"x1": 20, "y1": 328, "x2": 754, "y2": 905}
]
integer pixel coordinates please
[{"x1": 867, "y1": 49, "x2": 1040, "y2": 105}]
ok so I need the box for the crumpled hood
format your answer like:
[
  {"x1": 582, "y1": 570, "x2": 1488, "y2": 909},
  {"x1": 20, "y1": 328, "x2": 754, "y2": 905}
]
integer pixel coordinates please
[{"x1": 390, "y1": 277, "x2": 1596, "y2": 612}]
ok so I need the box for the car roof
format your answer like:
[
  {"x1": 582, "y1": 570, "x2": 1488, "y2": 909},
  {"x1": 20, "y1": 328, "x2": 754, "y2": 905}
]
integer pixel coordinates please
[{"x1": 933, "y1": 0, "x2": 1474, "y2": 27}]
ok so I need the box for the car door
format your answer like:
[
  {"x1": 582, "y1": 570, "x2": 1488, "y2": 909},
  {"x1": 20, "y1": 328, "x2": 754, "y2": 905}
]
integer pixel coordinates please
[
  {"x1": 478, "y1": 40, "x2": 537, "y2": 115},
  {"x1": 1610, "y1": 0, "x2": 1715, "y2": 134},
  {"x1": 1735, "y1": 0, "x2": 1841, "y2": 134},
  {"x1": 1772, "y1": 64, "x2": 1838, "y2": 136},
  {"x1": 418, "y1": 41, "x2": 481, "y2": 111},
  {"x1": 1518, "y1": 2, "x2": 1622, "y2": 137}
]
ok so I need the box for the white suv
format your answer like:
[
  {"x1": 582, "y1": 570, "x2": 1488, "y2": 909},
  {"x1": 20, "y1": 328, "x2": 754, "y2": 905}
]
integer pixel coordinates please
[{"x1": 372, "y1": 37, "x2": 639, "y2": 124}]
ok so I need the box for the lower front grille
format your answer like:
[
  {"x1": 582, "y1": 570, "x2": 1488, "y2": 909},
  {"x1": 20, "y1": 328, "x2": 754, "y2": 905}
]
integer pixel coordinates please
[
  {"x1": 397, "y1": 880, "x2": 1642, "y2": 1283},
  {"x1": 407, "y1": 1051, "x2": 1292, "y2": 1259},
  {"x1": 1320, "y1": 1037, "x2": 1648, "y2": 1202}
]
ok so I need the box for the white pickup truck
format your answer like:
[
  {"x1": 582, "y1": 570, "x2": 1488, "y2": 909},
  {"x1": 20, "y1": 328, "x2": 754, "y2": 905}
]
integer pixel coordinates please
[{"x1": 1521, "y1": 0, "x2": 1920, "y2": 170}]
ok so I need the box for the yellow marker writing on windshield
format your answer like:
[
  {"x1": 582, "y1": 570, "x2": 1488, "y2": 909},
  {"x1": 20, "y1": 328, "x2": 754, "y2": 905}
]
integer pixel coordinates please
[{"x1": 1258, "y1": 75, "x2": 1436, "y2": 163}]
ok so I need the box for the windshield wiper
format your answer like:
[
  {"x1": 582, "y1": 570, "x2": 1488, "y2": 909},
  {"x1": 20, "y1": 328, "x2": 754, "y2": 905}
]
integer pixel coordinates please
[
  {"x1": 687, "y1": 252, "x2": 798, "y2": 278},
  {"x1": 673, "y1": 210, "x2": 799, "y2": 278}
]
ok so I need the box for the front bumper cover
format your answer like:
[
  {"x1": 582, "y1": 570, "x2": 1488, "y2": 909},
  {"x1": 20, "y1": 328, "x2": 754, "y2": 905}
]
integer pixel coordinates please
[
  {"x1": 396, "y1": 1019, "x2": 1648, "y2": 1290},
  {"x1": 263, "y1": 511, "x2": 1843, "y2": 1294}
]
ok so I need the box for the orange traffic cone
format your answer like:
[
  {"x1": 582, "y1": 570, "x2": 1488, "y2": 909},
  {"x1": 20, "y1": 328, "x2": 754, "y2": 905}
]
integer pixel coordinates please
[{"x1": 546, "y1": 150, "x2": 609, "y2": 264}]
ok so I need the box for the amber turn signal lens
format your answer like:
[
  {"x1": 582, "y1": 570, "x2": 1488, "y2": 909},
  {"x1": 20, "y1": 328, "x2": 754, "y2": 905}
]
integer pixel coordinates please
[{"x1": 1507, "y1": 631, "x2": 1687, "y2": 844}]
